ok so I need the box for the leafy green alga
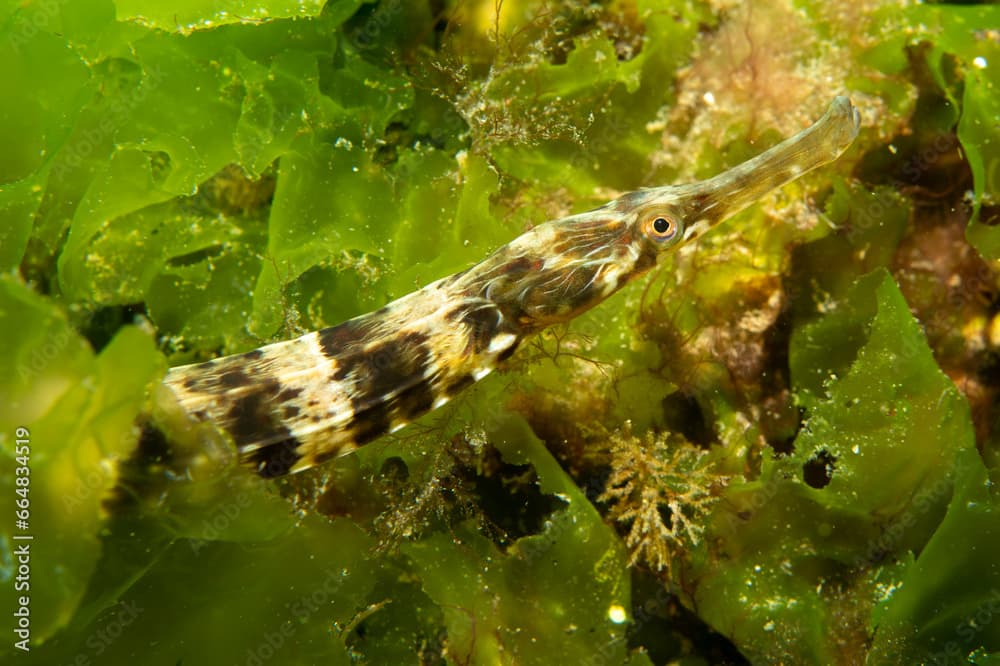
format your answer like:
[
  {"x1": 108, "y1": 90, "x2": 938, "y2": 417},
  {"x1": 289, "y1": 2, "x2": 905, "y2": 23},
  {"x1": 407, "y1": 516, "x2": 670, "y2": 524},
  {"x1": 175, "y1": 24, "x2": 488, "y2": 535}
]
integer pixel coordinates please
[
  {"x1": 883, "y1": 4, "x2": 1000, "y2": 258},
  {"x1": 870, "y1": 445, "x2": 1000, "y2": 663},
  {"x1": 4, "y1": 0, "x2": 1000, "y2": 664},
  {"x1": 0, "y1": 277, "x2": 161, "y2": 647},
  {"x1": 404, "y1": 414, "x2": 632, "y2": 665},
  {"x1": 680, "y1": 270, "x2": 977, "y2": 663}
]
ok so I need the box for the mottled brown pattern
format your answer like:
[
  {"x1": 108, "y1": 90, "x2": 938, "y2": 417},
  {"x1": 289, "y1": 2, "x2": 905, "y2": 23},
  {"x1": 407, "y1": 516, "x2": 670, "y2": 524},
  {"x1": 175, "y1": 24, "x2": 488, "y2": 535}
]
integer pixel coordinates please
[
  {"x1": 447, "y1": 302, "x2": 508, "y2": 355},
  {"x1": 245, "y1": 436, "x2": 304, "y2": 478},
  {"x1": 317, "y1": 317, "x2": 371, "y2": 359}
]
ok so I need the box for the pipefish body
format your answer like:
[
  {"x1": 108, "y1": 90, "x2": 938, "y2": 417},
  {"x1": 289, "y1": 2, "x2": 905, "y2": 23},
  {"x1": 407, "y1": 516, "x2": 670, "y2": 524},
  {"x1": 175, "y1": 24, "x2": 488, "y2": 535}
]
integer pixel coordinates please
[{"x1": 153, "y1": 97, "x2": 861, "y2": 479}]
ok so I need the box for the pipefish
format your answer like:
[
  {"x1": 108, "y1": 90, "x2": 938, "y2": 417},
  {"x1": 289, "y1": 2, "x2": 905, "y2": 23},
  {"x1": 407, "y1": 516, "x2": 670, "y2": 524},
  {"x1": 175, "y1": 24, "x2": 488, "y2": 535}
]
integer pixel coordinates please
[{"x1": 152, "y1": 96, "x2": 861, "y2": 479}]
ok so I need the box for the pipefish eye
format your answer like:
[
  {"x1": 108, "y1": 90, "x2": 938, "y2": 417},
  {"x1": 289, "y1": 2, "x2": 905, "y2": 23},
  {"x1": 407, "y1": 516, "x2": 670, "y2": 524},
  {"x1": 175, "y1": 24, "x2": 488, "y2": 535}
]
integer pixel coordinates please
[{"x1": 642, "y1": 213, "x2": 682, "y2": 243}]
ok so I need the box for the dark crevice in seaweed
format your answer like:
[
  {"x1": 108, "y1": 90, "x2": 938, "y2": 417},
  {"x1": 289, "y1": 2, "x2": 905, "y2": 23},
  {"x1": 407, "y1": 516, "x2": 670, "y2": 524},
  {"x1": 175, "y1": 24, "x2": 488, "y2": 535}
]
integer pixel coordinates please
[
  {"x1": 103, "y1": 419, "x2": 178, "y2": 516},
  {"x1": 166, "y1": 245, "x2": 226, "y2": 268},
  {"x1": 628, "y1": 569, "x2": 749, "y2": 665},
  {"x1": 459, "y1": 445, "x2": 569, "y2": 546},
  {"x1": 803, "y1": 449, "x2": 837, "y2": 489},
  {"x1": 661, "y1": 392, "x2": 715, "y2": 447},
  {"x1": 978, "y1": 203, "x2": 1000, "y2": 228},
  {"x1": 759, "y1": 310, "x2": 801, "y2": 456},
  {"x1": 80, "y1": 302, "x2": 149, "y2": 353}
]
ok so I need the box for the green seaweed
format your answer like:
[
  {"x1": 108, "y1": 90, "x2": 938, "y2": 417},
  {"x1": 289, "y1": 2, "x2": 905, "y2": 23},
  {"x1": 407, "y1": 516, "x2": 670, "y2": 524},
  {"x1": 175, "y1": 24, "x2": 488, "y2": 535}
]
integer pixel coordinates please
[
  {"x1": 403, "y1": 414, "x2": 631, "y2": 665},
  {"x1": 680, "y1": 270, "x2": 977, "y2": 663},
  {"x1": 871, "y1": 445, "x2": 1000, "y2": 663},
  {"x1": 902, "y1": 4, "x2": 1000, "y2": 258},
  {"x1": 38, "y1": 516, "x2": 376, "y2": 665},
  {"x1": 0, "y1": 276, "x2": 162, "y2": 644},
  {"x1": 3, "y1": 0, "x2": 1000, "y2": 664}
]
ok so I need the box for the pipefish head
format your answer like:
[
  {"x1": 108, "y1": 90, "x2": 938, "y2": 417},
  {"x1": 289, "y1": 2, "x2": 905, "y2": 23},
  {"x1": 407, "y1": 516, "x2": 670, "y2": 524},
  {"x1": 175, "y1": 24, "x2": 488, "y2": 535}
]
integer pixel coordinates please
[
  {"x1": 463, "y1": 96, "x2": 860, "y2": 332},
  {"x1": 474, "y1": 191, "x2": 704, "y2": 331}
]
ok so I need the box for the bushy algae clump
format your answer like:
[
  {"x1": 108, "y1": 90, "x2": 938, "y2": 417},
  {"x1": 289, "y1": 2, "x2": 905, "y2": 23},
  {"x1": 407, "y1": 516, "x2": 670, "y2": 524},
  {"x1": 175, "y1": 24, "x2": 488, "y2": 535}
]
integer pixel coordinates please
[
  {"x1": 599, "y1": 425, "x2": 727, "y2": 576},
  {"x1": 1, "y1": 0, "x2": 999, "y2": 664}
]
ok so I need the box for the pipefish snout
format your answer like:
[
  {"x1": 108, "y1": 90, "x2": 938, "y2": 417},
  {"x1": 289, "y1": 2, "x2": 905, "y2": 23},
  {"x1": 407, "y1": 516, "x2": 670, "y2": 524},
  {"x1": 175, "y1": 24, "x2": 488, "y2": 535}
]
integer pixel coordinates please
[{"x1": 154, "y1": 96, "x2": 861, "y2": 478}]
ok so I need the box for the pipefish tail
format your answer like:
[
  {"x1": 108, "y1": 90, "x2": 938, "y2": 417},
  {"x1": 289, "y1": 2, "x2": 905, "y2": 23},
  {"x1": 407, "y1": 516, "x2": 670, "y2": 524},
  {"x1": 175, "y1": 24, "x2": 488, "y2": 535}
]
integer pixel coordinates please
[{"x1": 156, "y1": 96, "x2": 861, "y2": 478}]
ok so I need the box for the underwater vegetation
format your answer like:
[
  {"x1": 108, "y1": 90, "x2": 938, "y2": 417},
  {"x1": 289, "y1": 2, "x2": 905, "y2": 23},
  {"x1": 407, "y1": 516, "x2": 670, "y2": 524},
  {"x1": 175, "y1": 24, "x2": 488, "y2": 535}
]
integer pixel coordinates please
[{"x1": 1, "y1": 0, "x2": 999, "y2": 664}]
